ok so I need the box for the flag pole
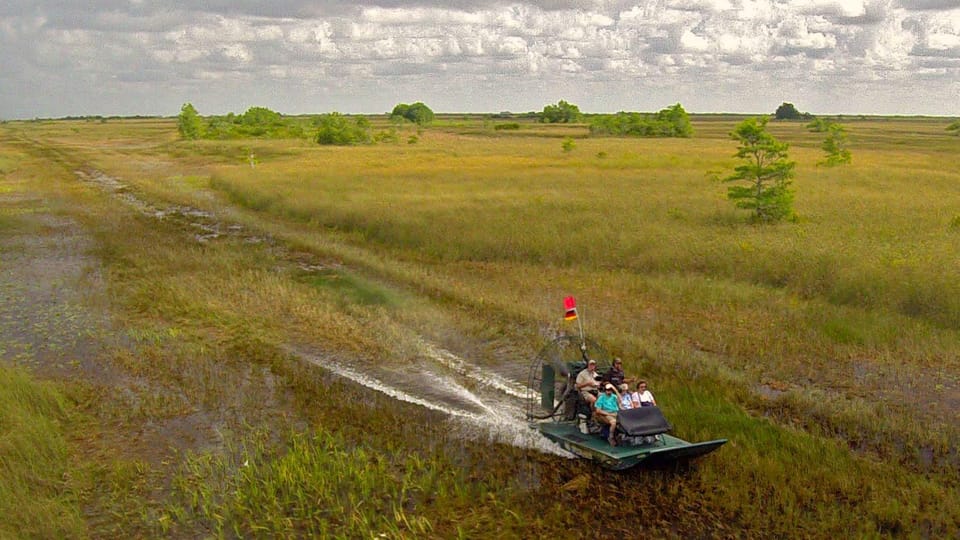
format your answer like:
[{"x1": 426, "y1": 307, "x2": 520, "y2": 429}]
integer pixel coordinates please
[
  {"x1": 564, "y1": 296, "x2": 587, "y2": 357},
  {"x1": 577, "y1": 305, "x2": 585, "y2": 351}
]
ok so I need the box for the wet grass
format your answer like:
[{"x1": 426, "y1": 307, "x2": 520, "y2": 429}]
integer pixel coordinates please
[
  {"x1": 0, "y1": 367, "x2": 85, "y2": 539},
  {"x1": 296, "y1": 268, "x2": 398, "y2": 307},
  {"x1": 2, "y1": 117, "x2": 960, "y2": 537}
]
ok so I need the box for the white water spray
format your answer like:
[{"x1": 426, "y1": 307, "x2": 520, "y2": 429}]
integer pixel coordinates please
[
  {"x1": 73, "y1": 169, "x2": 570, "y2": 458},
  {"x1": 295, "y1": 347, "x2": 571, "y2": 457},
  {"x1": 418, "y1": 339, "x2": 536, "y2": 400}
]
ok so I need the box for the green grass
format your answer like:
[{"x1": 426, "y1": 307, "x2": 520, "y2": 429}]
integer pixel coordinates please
[
  {"x1": 296, "y1": 267, "x2": 399, "y2": 307},
  {"x1": 206, "y1": 128, "x2": 960, "y2": 329},
  {"x1": 2, "y1": 116, "x2": 960, "y2": 537},
  {"x1": 168, "y1": 429, "x2": 476, "y2": 537},
  {"x1": 0, "y1": 367, "x2": 85, "y2": 539}
]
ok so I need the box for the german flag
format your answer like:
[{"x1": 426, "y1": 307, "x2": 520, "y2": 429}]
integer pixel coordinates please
[{"x1": 563, "y1": 296, "x2": 578, "y2": 321}]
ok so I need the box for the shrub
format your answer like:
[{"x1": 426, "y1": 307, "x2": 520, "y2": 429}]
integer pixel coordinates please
[
  {"x1": 178, "y1": 103, "x2": 203, "y2": 140},
  {"x1": 589, "y1": 104, "x2": 692, "y2": 138},
  {"x1": 315, "y1": 113, "x2": 371, "y2": 145},
  {"x1": 391, "y1": 102, "x2": 434, "y2": 126},
  {"x1": 373, "y1": 129, "x2": 399, "y2": 143},
  {"x1": 494, "y1": 123, "x2": 520, "y2": 130},
  {"x1": 820, "y1": 123, "x2": 852, "y2": 166},
  {"x1": 541, "y1": 100, "x2": 582, "y2": 123},
  {"x1": 775, "y1": 102, "x2": 803, "y2": 120},
  {"x1": 240, "y1": 106, "x2": 283, "y2": 127},
  {"x1": 806, "y1": 118, "x2": 831, "y2": 132}
]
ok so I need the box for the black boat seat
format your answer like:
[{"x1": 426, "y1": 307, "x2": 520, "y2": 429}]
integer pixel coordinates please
[{"x1": 616, "y1": 406, "x2": 672, "y2": 437}]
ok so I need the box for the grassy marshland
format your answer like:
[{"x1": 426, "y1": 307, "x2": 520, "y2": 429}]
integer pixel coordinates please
[{"x1": 1, "y1": 115, "x2": 958, "y2": 537}]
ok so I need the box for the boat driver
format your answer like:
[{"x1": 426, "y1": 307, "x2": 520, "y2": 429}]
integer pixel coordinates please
[{"x1": 575, "y1": 359, "x2": 601, "y2": 408}]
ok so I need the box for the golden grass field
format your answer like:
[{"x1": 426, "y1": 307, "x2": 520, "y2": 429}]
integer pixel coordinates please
[{"x1": 1, "y1": 114, "x2": 958, "y2": 537}]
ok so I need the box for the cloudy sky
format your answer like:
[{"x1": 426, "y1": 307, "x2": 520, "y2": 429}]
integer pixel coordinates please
[{"x1": 1, "y1": 0, "x2": 958, "y2": 118}]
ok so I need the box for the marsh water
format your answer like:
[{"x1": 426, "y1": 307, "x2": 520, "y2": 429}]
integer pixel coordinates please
[{"x1": 72, "y1": 168, "x2": 572, "y2": 458}]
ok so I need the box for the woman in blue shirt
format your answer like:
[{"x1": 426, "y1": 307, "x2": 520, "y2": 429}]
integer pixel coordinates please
[{"x1": 594, "y1": 383, "x2": 621, "y2": 446}]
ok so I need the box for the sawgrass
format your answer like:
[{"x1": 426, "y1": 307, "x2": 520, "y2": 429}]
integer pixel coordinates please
[
  {"x1": 0, "y1": 367, "x2": 85, "y2": 539},
  {"x1": 3, "y1": 116, "x2": 960, "y2": 537},
  {"x1": 198, "y1": 115, "x2": 960, "y2": 532},
  {"x1": 208, "y1": 122, "x2": 960, "y2": 328}
]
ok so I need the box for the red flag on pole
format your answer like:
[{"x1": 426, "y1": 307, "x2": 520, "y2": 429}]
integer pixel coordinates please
[{"x1": 563, "y1": 296, "x2": 578, "y2": 320}]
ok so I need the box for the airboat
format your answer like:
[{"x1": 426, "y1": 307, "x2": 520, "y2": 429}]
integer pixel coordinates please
[{"x1": 525, "y1": 299, "x2": 726, "y2": 470}]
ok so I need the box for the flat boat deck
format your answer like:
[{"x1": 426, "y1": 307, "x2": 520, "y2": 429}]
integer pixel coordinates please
[{"x1": 538, "y1": 421, "x2": 726, "y2": 470}]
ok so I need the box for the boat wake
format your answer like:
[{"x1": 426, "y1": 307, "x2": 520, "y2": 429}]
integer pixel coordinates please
[
  {"x1": 72, "y1": 168, "x2": 570, "y2": 458},
  {"x1": 291, "y1": 345, "x2": 571, "y2": 458}
]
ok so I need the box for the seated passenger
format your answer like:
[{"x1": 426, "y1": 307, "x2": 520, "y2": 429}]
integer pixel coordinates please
[
  {"x1": 619, "y1": 387, "x2": 634, "y2": 409},
  {"x1": 603, "y1": 357, "x2": 631, "y2": 393},
  {"x1": 575, "y1": 359, "x2": 601, "y2": 408},
  {"x1": 634, "y1": 380, "x2": 656, "y2": 407},
  {"x1": 594, "y1": 383, "x2": 621, "y2": 446}
]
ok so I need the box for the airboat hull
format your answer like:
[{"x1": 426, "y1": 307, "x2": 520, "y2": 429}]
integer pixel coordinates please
[{"x1": 537, "y1": 421, "x2": 727, "y2": 471}]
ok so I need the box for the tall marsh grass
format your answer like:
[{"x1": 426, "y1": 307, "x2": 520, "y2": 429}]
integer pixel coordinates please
[
  {"x1": 6, "y1": 117, "x2": 960, "y2": 537},
  {"x1": 0, "y1": 366, "x2": 84, "y2": 538},
  {"x1": 208, "y1": 121, "x2": 960, "y2": 330}
]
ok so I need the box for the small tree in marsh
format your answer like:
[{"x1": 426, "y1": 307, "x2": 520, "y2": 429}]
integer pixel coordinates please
[
  {"x1": 315, "y1": 113, "x2": 371, "y2": 145},
  {"x1": 947, "y1": 120, "x2": 960, "y2": 135},
  {"x1": 589, "y1": 103, "x2": 693, "y2": 137},
  {"x1": 240, "y1": 106, "x2": 283, "y2": 127},
  {"x1": 774, "y1": 102, "x2": 803, "y2": 120},
  {"x1": 653, "y1": 103, "x2": 694, "y2": 137},
  {"x1": 806, "y1": 117, "x2": 831, "y2": 132},
  {"x1": 178, "y1": 103, "x2": 203, "y2": 140},
  {"x1": 724, "y1": 117, "x2": 796, "y2": 222},
  {"x1": 541, "y1": 100, "x2": 582, "y2": 123},
  {"x1": 390, "y1": 102, "x2": 434, "y2": 125},
  {"x1": 820, "y1": 122, "x2": 851, "y2": 166}
]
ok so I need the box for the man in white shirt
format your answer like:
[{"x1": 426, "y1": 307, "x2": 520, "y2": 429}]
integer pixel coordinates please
[{"x1": 575, "y1": 359, "x2": 601, "y2": 407}]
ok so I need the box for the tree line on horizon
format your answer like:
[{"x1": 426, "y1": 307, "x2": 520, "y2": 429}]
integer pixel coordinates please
[
  {"x1": 177, "y1": 100, "x2": 699, "y2": 144},
  {"x1": 177, "y1": 102, "x2": 438, "y2": 145},
  {"x1": 174, "y1": 100, "x2": 960, "y2": 224}
]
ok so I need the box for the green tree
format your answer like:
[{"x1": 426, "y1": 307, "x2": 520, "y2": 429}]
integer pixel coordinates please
[
  {"x1": 561, "y1": 137, "x2": 575, "y2": 153},
  {"x1": 315, "y1": 113, "x2": 371, "y2": 145},
  {"x1": 652, "y1": 103, "x2": 694, "y2": 137},
  {"x1": 806, "y1": 117, "x2": 831, "y2": 132},
  {"x1": 178, "y1": 103, "x2": 203, "y2": 140},
  {"x1": 774, "y1": 102, "x2": 802, "y2": 120},
  {"x1": 541, "y1": 100, "x2": 582, "y2": 123},
  {"x1": 820, "y1": 123, "x2": 851, "y2": 166},
  {"x1": 588, "y1": 103, "x2": 692, "y2": 137},
  {"x1": 724, "y1": 117, "x2": 796, "y2": 222},
  {"x1": 947, "y1": 120, "x2": 960, "y2": 135},
  {"x1": 240, "y1": 106, "x2": 283, "y2": 126},
  {"x1": 390, "y1": 102, "x2": 434, "y2": 125}
]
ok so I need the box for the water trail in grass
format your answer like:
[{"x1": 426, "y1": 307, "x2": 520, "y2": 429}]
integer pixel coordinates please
[
  {"x1": 74, "y1": 170, "x2": 266, "y2": 244},
  {"x1": 73, "y1": 169, "x2": 570, "y2": 458},
  {"x1": 294, "y1": 347, "x2": 571, "y2": 458},
  {"x1": 417, "y1": 339, "x2": 533, "y2": 400}
]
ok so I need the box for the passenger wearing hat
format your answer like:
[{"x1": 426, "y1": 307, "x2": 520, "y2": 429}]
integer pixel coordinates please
[
  {"x1": 575, "y1": 359, "x2": 601, "y2": 408},
  {"x1": 603, "y1": 357, "x2": 631, "y2": 393},
  {"x1": 594, "y1": 383, "x2": 621, "y2": 446}
]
